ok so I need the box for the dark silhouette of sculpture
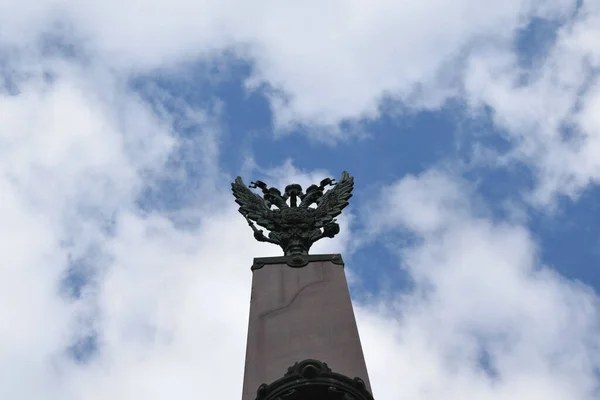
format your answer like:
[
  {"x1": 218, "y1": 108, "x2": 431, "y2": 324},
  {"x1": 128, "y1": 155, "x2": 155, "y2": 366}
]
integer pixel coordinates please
[
  {"x1": 232, "y1": 171, "x2": 354, "y2": 257},
  {"x1": 255, "y1": 359, "x2": 374, "y2": 400}
]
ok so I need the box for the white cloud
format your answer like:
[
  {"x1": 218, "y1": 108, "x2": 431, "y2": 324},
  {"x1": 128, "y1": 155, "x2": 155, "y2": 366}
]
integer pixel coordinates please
[
  {"x1": 5, "y1": 0, "x2": 586, "y2": 203},
  {"x1": 364, "y1": 169, "x2": 472, "y2": 236},
  {"x1": 0, "y1": 57, "x2": 354, "y2": 398},
  {"x1": 359, "y1": 169, "x2": 600, "y2": 399},
  {"x1": 0, "y1": 56, "x2": 241, "y2": 399},
  {"x1": 2, "y1": 1, "x2": 600, "y2": 399},
  {"x1": 0, "y1": 0, "x2": 580, "y2": 129},
  {"x1": 463, "y1": 0, "x2": 600, "y2": 205},
  {"x1": 2, "y1": 0, "x2": 598, "y2": 204}
]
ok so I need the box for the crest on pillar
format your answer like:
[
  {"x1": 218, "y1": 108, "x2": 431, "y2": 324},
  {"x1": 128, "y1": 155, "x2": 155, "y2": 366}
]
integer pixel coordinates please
[{"x1": 232, "y1": 171, "x2": 354, "y2": 259}]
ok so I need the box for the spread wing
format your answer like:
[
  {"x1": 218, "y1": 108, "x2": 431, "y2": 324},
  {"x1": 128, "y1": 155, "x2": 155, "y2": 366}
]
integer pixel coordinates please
[
  {"x1": 231, "y1": 177, "x2": 275, "y2": 230},
  {"x1": 314, "y1": 171, "x2": 354, "y2": 226}
]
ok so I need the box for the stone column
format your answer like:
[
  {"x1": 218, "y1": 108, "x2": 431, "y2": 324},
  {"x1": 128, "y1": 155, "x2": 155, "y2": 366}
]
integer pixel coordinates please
[{"x1": 241, "y1": 254, "x2": 371, "y2": 400}]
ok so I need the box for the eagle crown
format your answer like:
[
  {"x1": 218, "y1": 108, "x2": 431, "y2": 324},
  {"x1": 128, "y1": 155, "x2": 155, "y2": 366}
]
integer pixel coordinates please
[{"x1": 232, "y1": 171, "x2": 354, "y2": 256}]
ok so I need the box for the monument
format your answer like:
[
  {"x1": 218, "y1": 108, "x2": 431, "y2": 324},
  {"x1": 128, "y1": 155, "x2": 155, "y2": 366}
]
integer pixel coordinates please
[{"x1": 232, "y1": 171, "x2": 375, "y2": 400}]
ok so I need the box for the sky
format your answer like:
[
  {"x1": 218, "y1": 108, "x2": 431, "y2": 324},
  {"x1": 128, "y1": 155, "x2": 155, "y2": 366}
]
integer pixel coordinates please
[{"x1": 1, "y1": 0, "x2": 600, "y2": 399}]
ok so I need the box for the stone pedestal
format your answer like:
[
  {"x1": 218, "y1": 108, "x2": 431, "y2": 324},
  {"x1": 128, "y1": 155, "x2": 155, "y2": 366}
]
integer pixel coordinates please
[{"x1": 241, "y1": 255, "x2": 371, "y2": 400}]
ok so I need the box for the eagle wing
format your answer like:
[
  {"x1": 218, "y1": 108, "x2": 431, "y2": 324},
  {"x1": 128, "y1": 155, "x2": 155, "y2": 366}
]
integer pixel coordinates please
[
  {"x1": 231, "y1": 177, "x2": 275, "y2": 230},
  {"x1": 314, "y1": 171, "x2": 354, "y2": 226}
]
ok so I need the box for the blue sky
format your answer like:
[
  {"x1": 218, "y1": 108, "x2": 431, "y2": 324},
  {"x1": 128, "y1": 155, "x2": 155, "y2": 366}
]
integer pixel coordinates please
[
  {"x1": 135, "y1": 50, "x2": 600, "y2": 289},
  {"x1": 2, "y1": 1, "x2": 600, "y2": 399}
]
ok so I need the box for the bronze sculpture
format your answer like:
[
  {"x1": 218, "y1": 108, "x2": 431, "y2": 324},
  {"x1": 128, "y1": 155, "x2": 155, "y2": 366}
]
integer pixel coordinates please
[{"x1": 231, "y1": 171, "x2": 354, "y2": 257}]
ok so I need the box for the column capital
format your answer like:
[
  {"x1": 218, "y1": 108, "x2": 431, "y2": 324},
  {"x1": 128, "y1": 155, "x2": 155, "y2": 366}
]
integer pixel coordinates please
[{"x1": 252, "y1": 254, "x2": 344, "y2": 269}]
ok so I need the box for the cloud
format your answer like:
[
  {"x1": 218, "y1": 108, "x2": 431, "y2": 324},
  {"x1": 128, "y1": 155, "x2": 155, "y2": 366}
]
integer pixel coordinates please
[
  {"x1": 364, "y1": 169, "x2": 473, "y2": 236},
  {"x1": 0, "y1": 55, "x2": 178, "y2": 398},
  {"x1": 463, "y1": 0, "x2": 600, "y2": 205},
  {"x1": 3, "y1": 0, "x2": 599, "y2": 205},
  {"x1": 358, "y1": 169, "x2": 600, "y2": 399},
  {"x1": 0, "y1": 56, "x2": 354, "y2": 398},
  {"x1": 0, "y1": 53, "x2": 243, "y2": 399},
  {"x1": 0, "y1": 0, "x2": 580, "y2": 129},
  {"x1": 3, "y1": 0, "x2": 584, "y2": 203},
  {"x1": 2, "y1": 2, "x2": 600, "y2": 399}
]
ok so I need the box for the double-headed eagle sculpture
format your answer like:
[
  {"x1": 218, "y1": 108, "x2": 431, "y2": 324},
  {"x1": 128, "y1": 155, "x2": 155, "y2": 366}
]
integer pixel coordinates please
[{"x1": 232, "y1": 171, "x2": 354, "y2": 256}]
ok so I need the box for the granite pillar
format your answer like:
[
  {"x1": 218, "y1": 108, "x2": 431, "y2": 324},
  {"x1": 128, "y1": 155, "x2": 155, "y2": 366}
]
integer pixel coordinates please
[{"x1": 241, "y1": 255, "x2": 371, "y2": 400}]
